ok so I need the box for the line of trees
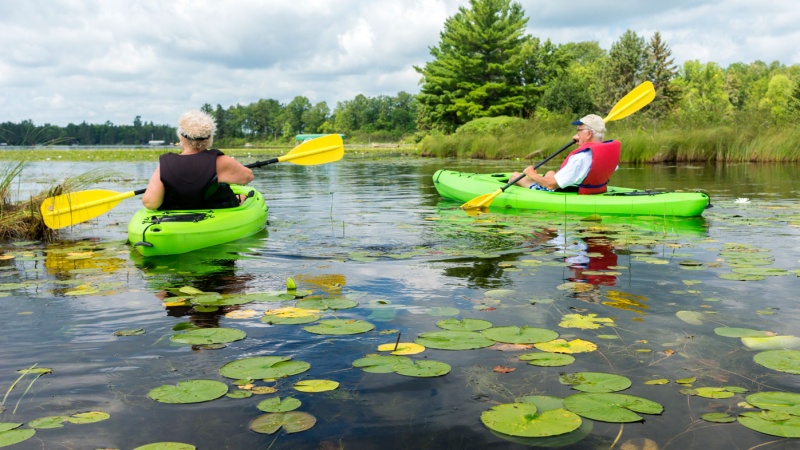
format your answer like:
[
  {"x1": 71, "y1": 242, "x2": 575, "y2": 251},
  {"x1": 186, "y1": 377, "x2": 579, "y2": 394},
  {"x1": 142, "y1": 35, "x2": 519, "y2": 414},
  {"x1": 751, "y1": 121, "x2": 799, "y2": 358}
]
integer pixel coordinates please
[{"x1": 2, "y1": 0, "x2": 799, "y2": 148}]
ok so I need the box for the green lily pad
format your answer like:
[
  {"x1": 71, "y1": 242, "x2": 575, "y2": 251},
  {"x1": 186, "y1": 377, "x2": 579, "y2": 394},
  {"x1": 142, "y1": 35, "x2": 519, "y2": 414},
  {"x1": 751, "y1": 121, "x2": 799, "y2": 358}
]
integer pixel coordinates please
[
  {"x1": 249, "y1": 412, "x2": 316, "y2": 434},
  {"x1": 147, "y1": 380, "x2": 228, "y2": 404},
  {"x1": 731, "y1": 267, "x2": 790, "y2": 276},
  {"x1": 190, "y1": 294, "x2": 254, "y2": 307},
  {"x1": 718, "y1": 273, "x2": 765, "y2": 281},
  {"x1": 676, "y1": 310, "x2": 704, "y2": 325},
  {"x1": 559, "y1": 372, "x2": 632, "y2": 393},
  {"x1": 392, "y1": 360, "x2": 451, "y2": 378},
  {"x1": 414, "y1": 330, "x2": 494, "y2": 350},
  {"x1": 753, "y1": 349, "x2": 800, "y2": 374},
  {"x1": 481, "y1": 326, "x2": 559, "y2": 344},
  {"x1": 0, "y1": 424, "x2": 22, "y2": 433},
  {"x1": 28, "y1": 415, "x2": 68, "y2": 429},
  {"x1": 261, "y1": 307, "x2": 322, "y2": 325},
  {"x1": 701, "y1": 412, "x2": 736, "y2": 423},
  {"x1": 436, "y1": 318, "x2": 493, "y2": 331},
  {"x1": 564, "y1": 393, "x2": 663, "y2": 423},
  {"x1": 257, "y1": 397, "x2": 302, "y2": 413},
  {"x1": 692, "y1": 387, "x2": 735, "y2": 399},
  {"x1": 714, "y1": 327, "x2": 771, "y2": 338},
  {"x1": 746, "y1": 392, "x2": 800, "y2": 416},
  {"x1": 114, "y1": 328, "x2": 145, "y2": 336},
  {"x1": 481, "y1": 403, "x2": 582, "y2": 438},
  {"x1": 220, "y1": 356, "x2": 311, "y2": 379},
  {"x1": 170, "y1": 327, "x2": 246, "y2": 345},
  {"x1": 520, "y1": 352, "x2": 575, "y2": 367},
  {"x1": 133, "y1": 443, "x2": 196, "y2": 450},
  {"x1": 352, "y1": 355, "x2": 412, "y2": 373},
  {"x1": 534, "y1": 339, "x2": 597, "y2": 354},
  {"x1": 303, "y1": 319, "x2": 375, "y2": 335},
  {"x1": 0, "y1": 428, "x2": 35, "y2": 446},
  {"x1": 66, "y1": 411, "x2": 110, "y2": 424},
  {"x1": 293, "y1": 379, "x2": 339, "y2": 392},
  {"x1": 295, "y1": 297, "x2": 358, "y2": 310},
  {"x1": 738, "y1": 411, "x2": 800, "y2": 438},
  {"x1": 741, "y1": 336, "x2": 800, "y2": 350}
]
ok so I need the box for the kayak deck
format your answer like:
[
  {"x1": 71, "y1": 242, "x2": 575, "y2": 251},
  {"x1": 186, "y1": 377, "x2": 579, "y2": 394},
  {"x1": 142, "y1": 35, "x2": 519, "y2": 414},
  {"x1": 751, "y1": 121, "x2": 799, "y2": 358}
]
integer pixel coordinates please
[
  {"x1": 128, "y1": 185, "x2": 268, "y2": 256},
  {"x1": 433, "y1": 170, "x2": 710, "y2": 217}
]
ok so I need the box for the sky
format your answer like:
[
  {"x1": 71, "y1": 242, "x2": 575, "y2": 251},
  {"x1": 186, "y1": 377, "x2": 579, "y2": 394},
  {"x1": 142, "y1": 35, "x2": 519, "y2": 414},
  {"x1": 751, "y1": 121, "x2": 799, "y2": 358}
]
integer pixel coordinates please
[{"x1": 1, "y1": 0, "x2": 799, "y2": 127}]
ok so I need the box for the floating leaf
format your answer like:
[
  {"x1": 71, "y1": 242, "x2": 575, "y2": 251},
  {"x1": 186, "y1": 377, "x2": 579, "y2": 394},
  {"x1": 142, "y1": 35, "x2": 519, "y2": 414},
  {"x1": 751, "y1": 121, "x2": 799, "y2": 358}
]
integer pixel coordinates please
[
  {"x1": 261, "y1": 307, "x2": 321, "y2": 325},
  {"x1": 114, "y1": 328, "x2": 145, "y2": 337},
  {"x1": 481, "y1": 403, "x2": 582, "y2": 438},
  {"x1": 66, "y1": 411, "x2": 110, "y2": 424},
  {"x1": 701, "y1": 412, "x2": 736, "y2": 423},
  {"x1": 295, "y1": 297, "x2": 358, "y2": 310},
  {"x1": 746, "y1": 392, "x2": 800, "y2": 416},
  {"x1": 559, "y1": 372, "x2": 631, "y2": 393},
  {"x1": 147, "y1": 380, "x2": 228, "y2": 404},
  {"x1": 415, "y1": 330, "x2": 495, "y2": 350},
  {"x1": 0, "y1": 428, "x2": 35, "y2": 446},
  {"x1": 436, "y1": 318, "x2": 492, "y2": 331},
  {"x1": 352, "y1": 355, "x2": 411, "y2": 373},
  {"x1": 558, "y1": 314, "x2": 614, "y2": 330},
  {"x1": 28, "y1": 415, "x2": 68, "y2": 429},
  {"x1": 257, "y1": 396, "x2": 302, "y2": 413},
  {"x1": 393, "y1": 360, "x2": 451, "y2": 377},
  {"x1": 644, "y1": 379, "x2": 670, "y2": 385},
  {"x1": 692, "y1": 387, "x2": 735, "y2": 399},
  {"x1": 564, "y1": 393, "x2": 663, "y2": 423},
  {"x1": 220, "y1": 356, "x2": 311, "y2": 380},
  {"x1": 170, "y1": 327, "x2": 245, "y2": 345},
  {"x1": 534, "y1": 339, "x2": 597, "y2": 354},
  {"x1": 753, "y1": 350, "x2": 800, "y2": 374},
  {"x1": 377, "y1": 343, "x2": 425, "y2": 355},
  {"x1": 714, "y1": 327, "x2": 771, "y2": 338},
  {"x1": 249, "y1": 412, "x2": 316, "y2": 435},
  {"x1": 293, "y1": 380, "x2": 339, "y2": 392},
  {"x1": 303, "y1": 319, "x2": 375, "y2": 335},
  {"x1": 741, "y1": 335, "x2": 800, "y2": 350},
  {"x1": 519, "y1": 352, "x2": 575, "y2": 367},
  {"x1": 133, "y1": 443, "x2": 196, "y2": 450},
  {"x1": 738, "y1": 411, "x2": 800, "y2": 438},
  {"x1": 676, "y1": 311, "x2": 704, "y2": 325},
  {"x1": 225, "y1": 309, "x2": 257, "y2": 319},
  {"x1": 731, "y1": 267, "x2": 790, "y2": 276},
  {"x1": 481, "y1": 326, "x2": 559, "y2": 344}
]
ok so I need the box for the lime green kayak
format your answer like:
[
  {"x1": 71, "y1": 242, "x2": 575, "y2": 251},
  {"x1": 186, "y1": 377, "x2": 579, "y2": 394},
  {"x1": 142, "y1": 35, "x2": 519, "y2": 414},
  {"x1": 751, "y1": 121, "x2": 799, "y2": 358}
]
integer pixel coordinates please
[
  {"x1": 128, "y1": 185, "x2": 268, "y2": 256},
  {"x1": 433, "y1": 170, "x2": 710, "y2": 217}
]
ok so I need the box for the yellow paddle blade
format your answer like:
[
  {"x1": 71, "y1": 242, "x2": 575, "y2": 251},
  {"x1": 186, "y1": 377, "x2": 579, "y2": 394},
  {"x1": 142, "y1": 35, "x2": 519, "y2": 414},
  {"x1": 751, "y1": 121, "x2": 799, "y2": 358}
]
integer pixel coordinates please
[
  {"x1": 40, "y1": 189, "x2": 136, "y2": 229},
  {"x1": 604, "y1": 81, "x2": 655, "y2": 122},
  {"x1": 279, "y1": 134, "x2": 344, "y2": 166},
  {"x1": 461, "y1": 189, "x2": 503, "y2": 211}
]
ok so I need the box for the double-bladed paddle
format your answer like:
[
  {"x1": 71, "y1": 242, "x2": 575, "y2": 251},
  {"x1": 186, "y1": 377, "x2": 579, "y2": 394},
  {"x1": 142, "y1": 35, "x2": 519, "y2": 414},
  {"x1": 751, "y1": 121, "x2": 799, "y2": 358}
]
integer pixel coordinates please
[
  {"x1": 460, "y1": 81, "x2": 656, "y2": 211},
  {"x1": 40, "y1": 133, "x2": 344, "y2": 229}
]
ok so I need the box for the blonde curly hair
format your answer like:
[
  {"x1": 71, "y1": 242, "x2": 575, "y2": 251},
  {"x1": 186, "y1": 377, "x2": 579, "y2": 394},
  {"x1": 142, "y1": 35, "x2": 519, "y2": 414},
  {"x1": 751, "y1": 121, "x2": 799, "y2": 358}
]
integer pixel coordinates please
[{"x1": 176, "y1": 110, "x2": 216, "y2": 149}]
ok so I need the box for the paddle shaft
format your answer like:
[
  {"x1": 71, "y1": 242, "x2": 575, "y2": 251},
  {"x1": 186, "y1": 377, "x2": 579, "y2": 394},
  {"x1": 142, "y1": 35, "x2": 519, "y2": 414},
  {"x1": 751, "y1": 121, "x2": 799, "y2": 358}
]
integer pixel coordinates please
[{"x1": 501, "y1": 140, "x2": 577, "y2": 193}]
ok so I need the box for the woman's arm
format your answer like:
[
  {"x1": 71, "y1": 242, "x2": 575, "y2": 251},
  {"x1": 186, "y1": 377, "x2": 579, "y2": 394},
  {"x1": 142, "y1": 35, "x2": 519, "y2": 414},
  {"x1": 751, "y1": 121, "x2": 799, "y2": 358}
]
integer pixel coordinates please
[
  {"x1": 141, "y1": 166, "x2": 165, "y2": 210},
  {"x1": 216, "y1": 156, "x2": 254, "y2": 185}
]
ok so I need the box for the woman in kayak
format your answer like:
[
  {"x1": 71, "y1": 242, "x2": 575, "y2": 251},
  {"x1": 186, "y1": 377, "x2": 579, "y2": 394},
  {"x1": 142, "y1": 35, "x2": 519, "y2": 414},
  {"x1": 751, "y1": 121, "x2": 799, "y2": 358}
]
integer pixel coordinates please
[
  {"x1": 142, "y1": 110, "x2": 254, "y2": 210},
  {"x1": 512, "y1": 114, "x2": 620, "y2": 194}
]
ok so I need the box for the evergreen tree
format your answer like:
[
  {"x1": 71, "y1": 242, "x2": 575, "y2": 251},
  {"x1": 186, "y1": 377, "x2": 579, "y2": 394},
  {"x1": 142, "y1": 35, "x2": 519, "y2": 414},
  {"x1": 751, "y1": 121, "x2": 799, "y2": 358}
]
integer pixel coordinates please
[
  {"x1": 415, "y1": 0, "x2": 530, "y2": 132},
  {"x1": 644, "y1": 31, "x2": 679, "y2": 117},
  {"x1": 596, "y1": 29, "x2": 647, "y2": 112}
]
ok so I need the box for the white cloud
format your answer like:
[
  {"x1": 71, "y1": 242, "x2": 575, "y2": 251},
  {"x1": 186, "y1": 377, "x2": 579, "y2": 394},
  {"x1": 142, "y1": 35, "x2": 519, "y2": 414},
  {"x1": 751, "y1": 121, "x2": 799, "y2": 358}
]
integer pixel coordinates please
[{"x1": 0, "y1": 0, "x2": 798, "y2": 126}]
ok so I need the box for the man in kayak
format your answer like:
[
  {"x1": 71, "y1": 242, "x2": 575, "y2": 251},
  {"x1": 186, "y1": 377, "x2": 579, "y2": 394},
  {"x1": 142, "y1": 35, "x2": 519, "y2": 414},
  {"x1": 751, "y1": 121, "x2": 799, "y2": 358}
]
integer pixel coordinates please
[
  {"x1": 142, "y1": 110, "x2": 254, "y2": 210},
  {"x1": 512, "y1": 114, "x2": 620, "y2": 194}
]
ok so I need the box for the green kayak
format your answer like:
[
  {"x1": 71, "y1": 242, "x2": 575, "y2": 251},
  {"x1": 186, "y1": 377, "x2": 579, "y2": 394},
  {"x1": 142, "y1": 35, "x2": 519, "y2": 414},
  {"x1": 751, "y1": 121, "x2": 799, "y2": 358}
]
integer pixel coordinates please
[
  {"x1": 433, "y1": 170, "x2": 710, "y2": 217},
  {"x1": 128, "y1": 185, "x2": 268, "y2": 256}
]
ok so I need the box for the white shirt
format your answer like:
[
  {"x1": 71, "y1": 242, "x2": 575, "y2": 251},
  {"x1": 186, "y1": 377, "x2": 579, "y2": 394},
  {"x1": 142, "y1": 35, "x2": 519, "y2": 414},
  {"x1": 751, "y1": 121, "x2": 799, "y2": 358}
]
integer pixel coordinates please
[{"x1": 554, "y1": 151, "x2": 593, "y2": 188}]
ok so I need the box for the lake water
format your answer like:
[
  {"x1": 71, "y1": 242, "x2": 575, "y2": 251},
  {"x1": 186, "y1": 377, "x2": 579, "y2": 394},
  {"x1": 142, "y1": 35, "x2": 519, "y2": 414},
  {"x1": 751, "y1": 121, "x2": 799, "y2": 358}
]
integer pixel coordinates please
[{"x1": 1, "y1": 156, "x2": 799, "y2": 449}]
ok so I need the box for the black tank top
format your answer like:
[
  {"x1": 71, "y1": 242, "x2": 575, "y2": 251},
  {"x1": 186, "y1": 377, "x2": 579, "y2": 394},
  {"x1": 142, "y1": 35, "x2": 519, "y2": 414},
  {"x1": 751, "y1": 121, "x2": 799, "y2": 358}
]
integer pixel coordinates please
[{"x1": 158, "y1": 149, "x2": 238, "y2": 210}]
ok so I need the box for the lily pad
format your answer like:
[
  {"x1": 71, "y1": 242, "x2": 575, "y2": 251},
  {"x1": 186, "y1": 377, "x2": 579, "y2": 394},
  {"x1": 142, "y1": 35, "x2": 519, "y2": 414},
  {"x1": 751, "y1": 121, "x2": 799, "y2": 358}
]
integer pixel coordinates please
[
  {"x1": 249, "y1": 412, "x2": 316, "y2": 434},
  {"x1": 558, "y1": 314, "x2": 614, "y2": 330},
  {"x1": 746, "y1": 392, "x2": 800, "y2": 416},
  {"x1": 741, "y1": 335, "x2": 800, "y2": 350},
  {"x1": 415, "y1": 330, "x2": 495, "y2": 350},
  {"x1": 738, "y1": 411, "x2": 800, "y2": 438},
  {"x1": 392, "y1": 360, "x2": 451, "y2": 377},
  {"x1": 701, "y1": 412, "x2": 736, "y2": 423},
  {"x1": 519, "y1": 352, "x2": 575, "y2": 367},
  {"x1": 753, "y1": 349, "x2": 800, "y2": 374},
  {"x1": 170, "y1": 328, "x2": 246, "y2": 345},
  {"x1": 534, "y1": 339, "x2": 597, "y2": 354},
  {"x1": 676, "y1": 310, "x2": 704, "y2": 325},
  {"x1": 714, "y1": 327, "x2": 771, "y2": 338},
  {"x1": 295, "y1": 297, "x2": 358, "y2": 310},
  {"x1": 28, "y1": 415, "x2": 68, "y2": 429},
  {"x1": 133, "y1": 443, "x2": 196, "y2": 450},
  {"x1": 190, "y1": 295, "x2": 254, "y2": 307},
  {"x1": 436, "y1": 318, "x2": 493, "y2": 331},
  {"x1": 261, "y1": 307, "x2": 321, "y2": 325},
  {"x1": 148, "y1": 380, "x2": 228, "y2": 404},
  {"x1": 481, "y1": 326, "x2": 559, "y2": 344},
  {"x1": 114, "y1": 328, "x2": 145, "y2": 336},
  {"x1": 692, "y1": 387, "x2": 735, "y2": 399},
  {"x1": 293, "y1": 379, "x2": 339, "y2": 392},
  {"x1": 564, "y1": 393, "x2": 663, "y2": 423},
  {"x1": 66, "y1": 411, "x2": 110, "y2": 424},
  {"x1": 377, "y1": 342, "x2": 425, "y2": 355},
  {"x1": 257, "y1": 396, "x2": 302, "y2": 413},
  {"x1": 481, "y1": 403, "x2": 582, "y2": 438},
  {"x1": 303, "y1": 319, "x2": 375, "y2": 335},
  {"x1": 559, "y1": 372, "x2": 631, "y2": 393},
  {"x1": 352, "y1": 355, "x2": 412, "y2": 373},
  {"x1": 0, "y1": 428, "x2": 35, "y2": 447},
  {"x1": 220, "y1": 356, "x2": 311, "y2": 380}
]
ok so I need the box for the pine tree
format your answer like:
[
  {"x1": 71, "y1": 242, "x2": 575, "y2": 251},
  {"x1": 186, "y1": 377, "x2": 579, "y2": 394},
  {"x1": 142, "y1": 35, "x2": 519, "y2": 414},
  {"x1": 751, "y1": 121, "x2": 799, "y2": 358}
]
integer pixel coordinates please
[{"x1": 645, "y1": 31, "x2": 680, "y2": 117}]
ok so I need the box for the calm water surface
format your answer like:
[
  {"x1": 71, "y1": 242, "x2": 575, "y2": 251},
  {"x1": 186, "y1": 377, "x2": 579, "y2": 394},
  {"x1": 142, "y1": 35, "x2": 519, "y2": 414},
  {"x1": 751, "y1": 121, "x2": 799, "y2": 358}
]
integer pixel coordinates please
[{"x1": 1, "y1": 156, "x2": 799, "y2": 449}]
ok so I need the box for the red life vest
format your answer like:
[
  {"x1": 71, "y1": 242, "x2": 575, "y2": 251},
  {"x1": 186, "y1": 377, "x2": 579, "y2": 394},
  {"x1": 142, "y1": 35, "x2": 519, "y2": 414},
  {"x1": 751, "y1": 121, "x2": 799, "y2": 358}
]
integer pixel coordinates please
[{"x1": 559, "y1": 140, "x2": 621, "y2": 194}]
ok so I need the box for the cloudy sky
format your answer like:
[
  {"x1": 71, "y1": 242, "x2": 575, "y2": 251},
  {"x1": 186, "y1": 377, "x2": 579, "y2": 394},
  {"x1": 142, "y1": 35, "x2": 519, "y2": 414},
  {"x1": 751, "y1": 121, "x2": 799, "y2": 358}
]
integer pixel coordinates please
[{"x1": 2, "y1": 0, "x2": 798, "y2": 127}]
